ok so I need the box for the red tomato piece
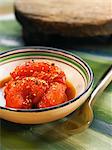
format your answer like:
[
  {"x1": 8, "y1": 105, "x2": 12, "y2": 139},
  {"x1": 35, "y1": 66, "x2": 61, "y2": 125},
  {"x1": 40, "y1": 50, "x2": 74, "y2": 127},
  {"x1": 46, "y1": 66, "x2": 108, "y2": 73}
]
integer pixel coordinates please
[
  {"x1": 5, "y1": 79, "x2": 32, "y2": 109},
  {"x1": 11, "y1": 61, "x2": 50, "y2": 80},
  {"x1": 11, "y1": 61, "x2": 66, "y2": 84},
  {"x1": 4, "y1": 79, "x2": 16, "y2": 95},
  {"x1": 32, "y1": 69, "x2": 66, "y2": 84},
  {"x1": 5, "y1": 77, "x2": 49, "y2": 109},
  {"x1": 38, "y1": 82, "x2": 67, "y2": 108}
]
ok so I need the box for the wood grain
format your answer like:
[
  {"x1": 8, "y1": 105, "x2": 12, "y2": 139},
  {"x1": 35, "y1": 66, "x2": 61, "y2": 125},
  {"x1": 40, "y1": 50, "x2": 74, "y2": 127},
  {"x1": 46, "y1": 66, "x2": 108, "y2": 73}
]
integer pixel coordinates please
[{"x1": 15, "y1": 0, "x2": 112, "y2": 37}]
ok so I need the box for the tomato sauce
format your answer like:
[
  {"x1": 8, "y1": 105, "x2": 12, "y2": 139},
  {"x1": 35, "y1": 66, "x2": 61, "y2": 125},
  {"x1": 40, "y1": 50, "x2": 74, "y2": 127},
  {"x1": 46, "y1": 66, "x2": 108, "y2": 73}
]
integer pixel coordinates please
[{"x1": 0, "y1": 76, "x2": 11, "y2": 88}]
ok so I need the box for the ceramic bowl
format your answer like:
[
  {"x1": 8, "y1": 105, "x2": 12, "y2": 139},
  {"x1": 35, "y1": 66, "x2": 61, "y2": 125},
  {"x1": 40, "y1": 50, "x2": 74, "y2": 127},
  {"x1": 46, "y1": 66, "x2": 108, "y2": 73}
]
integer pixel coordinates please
[{"x1": 0, "y1": 47, "x2": 93, "y2": 124}]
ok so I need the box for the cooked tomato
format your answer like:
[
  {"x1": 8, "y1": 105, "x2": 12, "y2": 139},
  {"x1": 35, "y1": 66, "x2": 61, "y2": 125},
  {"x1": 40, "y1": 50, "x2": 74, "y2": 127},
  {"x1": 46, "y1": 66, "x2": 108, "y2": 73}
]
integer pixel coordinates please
[
  {"x1": 11, "y1": 62, "x2": 50, "y2": 80},
  {"x1": 5, "y1": 61, "x2": 67, "y2": 109},
  {"x1": 5, "y1": 77, "x2": 49, "y2": 109},
  {"x1": 11, "y1": 61, "x2": 66, "y2": 84},
  {"x1": 38, "y1": 82, "x2": 67, "y2": 108}
]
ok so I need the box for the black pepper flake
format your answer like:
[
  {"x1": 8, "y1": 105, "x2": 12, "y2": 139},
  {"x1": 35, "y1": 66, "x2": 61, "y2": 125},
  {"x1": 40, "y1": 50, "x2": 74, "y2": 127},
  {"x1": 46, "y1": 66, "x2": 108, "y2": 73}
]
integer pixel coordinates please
[
  {"x1": 32, "y1": 60, "x2": 35, "y2": 63},
  {"x1": 35, "y1": 81, "x2": 38, "y2": 85},
  {"x1": 32, "y1": 104, "x2": 36, "y2": 109},
  {"x1": 29, "y1": 94, "x2": 33, "y2": 99},
  {"x1": 51, "y1": 63, "x2": 55, "y2": 66},
  {"x1": 42, "y1": 82, "x2": 45, "y2": 85},
  {"x1": 25, "y1": 64, "x2": 29, "y2": 66}
]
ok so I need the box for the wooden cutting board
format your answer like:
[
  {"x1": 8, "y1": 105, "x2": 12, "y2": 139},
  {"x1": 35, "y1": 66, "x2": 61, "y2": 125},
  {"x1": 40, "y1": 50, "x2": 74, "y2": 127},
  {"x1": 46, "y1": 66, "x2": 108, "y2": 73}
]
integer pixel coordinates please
[{"x1": 15, "y1": 0, "x2": 112, "y2": 37}]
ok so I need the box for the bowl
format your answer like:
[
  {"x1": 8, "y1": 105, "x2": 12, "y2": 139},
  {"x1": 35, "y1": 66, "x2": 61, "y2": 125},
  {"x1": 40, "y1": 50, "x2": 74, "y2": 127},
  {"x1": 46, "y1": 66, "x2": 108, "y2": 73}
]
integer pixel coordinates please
[{"x1": 0, "y1": 47, "x2": 94, "y2": 124}]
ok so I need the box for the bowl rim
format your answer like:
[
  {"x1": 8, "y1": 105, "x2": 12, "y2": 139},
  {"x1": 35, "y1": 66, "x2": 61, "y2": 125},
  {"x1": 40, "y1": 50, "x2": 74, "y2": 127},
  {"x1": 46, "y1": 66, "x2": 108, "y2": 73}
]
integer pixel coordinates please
[{"x1": 0, "y1": 46, "x2": 94, "y2": 112}]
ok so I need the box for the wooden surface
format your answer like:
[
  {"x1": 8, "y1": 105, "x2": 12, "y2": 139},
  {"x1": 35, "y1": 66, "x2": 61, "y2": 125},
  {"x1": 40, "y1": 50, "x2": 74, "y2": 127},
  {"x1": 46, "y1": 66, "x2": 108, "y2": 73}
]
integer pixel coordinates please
[
  {"x1": 15, "y1": 0, "x2": 112, "y2": 37},
  {"x1": 0, "y1": 1, "x2": 112, "y2": 150}
]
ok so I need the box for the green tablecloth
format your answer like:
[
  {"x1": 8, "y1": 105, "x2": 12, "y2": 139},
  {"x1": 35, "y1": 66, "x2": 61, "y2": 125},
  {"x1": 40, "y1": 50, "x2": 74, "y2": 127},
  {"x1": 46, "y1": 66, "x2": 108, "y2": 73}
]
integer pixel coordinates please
[{"x1": 0, "y1": 1, "x2": 112, "y2": 150}]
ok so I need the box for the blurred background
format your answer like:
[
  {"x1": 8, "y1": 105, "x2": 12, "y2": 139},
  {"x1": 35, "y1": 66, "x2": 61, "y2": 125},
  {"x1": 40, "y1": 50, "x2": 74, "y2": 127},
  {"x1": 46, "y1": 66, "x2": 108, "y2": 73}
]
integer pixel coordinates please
[{"x1": 0, "y1": 0, "x2": 112, "y2": 56}]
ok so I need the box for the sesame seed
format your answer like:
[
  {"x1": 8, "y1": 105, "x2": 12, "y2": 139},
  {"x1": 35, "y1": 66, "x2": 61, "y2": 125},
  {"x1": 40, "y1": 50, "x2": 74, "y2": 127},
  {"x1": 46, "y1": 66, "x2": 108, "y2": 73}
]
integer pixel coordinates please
[
  {"x1": 26, "y1": 86, "x2": 30, "y2": 89},
  {"x1": 30, "y1": 77, "x2": 35, "y2": 81},
  {"x1": 42, "y1": 67, "x2": 44, "y2": 70},
  {"x1": 16, "y1": 76, "x2": 19, "y2": 80},
  {"x1": 30, "y1": 70, "x2": 33, "y2": 73},
  {"x1": 26, "y1": 78, "x2": 29, "y2": 81}
]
